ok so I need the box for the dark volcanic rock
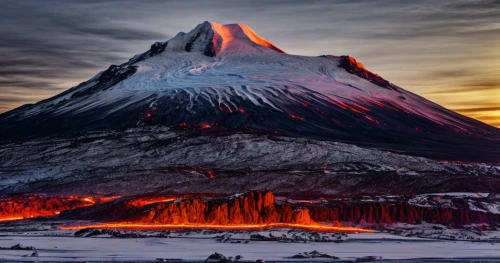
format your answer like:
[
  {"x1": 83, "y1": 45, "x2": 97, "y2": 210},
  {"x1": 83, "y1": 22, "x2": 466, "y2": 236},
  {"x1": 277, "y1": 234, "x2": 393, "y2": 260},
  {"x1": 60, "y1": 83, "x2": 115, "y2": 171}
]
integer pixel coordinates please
[
  {"x1": 206, "y1": 252, "x2": 229, "y2": 263},
  {"x1": 1, "y1": 128, "x2": 499, "y2": 196},
  {"x1": 289, "y1": 250, "x2": 339, "y2": 259},
  {"x1": 0, "y1": 127, "x2": 498, "y2": 197},
  {"x1": 307, "y1": 200, "x2": 500, "y2": 227},
  {"x1": 338, "y1": 56, "x2": 396, "y2": 91}
]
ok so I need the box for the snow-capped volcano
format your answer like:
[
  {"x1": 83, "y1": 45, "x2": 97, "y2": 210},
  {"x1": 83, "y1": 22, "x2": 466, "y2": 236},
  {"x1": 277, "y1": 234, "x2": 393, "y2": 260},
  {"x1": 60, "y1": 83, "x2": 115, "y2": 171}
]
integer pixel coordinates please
[
  {"x1": 170, "y1": 21, "x2": 285, "y2": 55},
  {"x1": 1, "y1": 21, "x2": 499, "y2": 162}
]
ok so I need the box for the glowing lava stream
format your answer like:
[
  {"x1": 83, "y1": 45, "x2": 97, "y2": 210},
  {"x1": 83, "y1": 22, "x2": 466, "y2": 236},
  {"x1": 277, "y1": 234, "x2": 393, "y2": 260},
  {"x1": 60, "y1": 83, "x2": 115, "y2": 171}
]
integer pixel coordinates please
[
  {"x1": 0, "y1": 195, "x2": 121, "y2": 222},
  {"x1": 0, "y1": 217, "x2": 24, "y2": 222},
  {"x1": 60, "y1": 222, "x2": 373, "y2": 233}
]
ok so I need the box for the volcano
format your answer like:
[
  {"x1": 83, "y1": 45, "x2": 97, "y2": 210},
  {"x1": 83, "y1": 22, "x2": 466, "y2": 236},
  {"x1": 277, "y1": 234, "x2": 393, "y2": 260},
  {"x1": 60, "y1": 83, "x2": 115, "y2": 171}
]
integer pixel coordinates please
[
  {"x1": 1, "y1": 22, "x2": 500, "y2": 246},
  {"x1": 1, "y1": 21, "x2": 499, "y2": 163}
]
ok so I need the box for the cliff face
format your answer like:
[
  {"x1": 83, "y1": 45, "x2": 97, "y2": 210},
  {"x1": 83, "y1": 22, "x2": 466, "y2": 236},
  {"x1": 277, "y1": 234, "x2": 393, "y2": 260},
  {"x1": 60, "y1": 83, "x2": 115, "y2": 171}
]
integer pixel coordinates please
[
  {"x1": 129, "y1": 191, "x2": 313, "y2": 225},
  {"x1": 62, "y1": 191, "x2": 499, "y2": 229},
  {"x1": 307, "y1": 202, "x2": 500, "y2": 227}
]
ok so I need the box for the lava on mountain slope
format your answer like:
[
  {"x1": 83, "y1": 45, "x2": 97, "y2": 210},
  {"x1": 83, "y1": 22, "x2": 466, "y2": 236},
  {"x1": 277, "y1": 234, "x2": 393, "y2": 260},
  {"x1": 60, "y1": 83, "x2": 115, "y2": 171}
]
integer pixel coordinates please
[{"x1": 0, "y1": 194, "x2": 119, "y2": 222}]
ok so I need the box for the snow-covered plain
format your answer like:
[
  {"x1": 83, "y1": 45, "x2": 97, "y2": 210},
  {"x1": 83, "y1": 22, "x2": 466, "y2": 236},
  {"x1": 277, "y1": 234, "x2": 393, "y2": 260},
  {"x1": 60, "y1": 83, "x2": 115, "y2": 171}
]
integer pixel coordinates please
[{"x1": 1, "y1": 231, "x2": 500, "y2": 262}]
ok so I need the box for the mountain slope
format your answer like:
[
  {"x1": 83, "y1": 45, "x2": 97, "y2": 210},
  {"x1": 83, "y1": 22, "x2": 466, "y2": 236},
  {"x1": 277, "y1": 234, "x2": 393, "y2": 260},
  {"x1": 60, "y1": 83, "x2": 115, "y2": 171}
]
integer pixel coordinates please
[{"x1": 1, "y1": 21, "x2": 499, "y2": 162}]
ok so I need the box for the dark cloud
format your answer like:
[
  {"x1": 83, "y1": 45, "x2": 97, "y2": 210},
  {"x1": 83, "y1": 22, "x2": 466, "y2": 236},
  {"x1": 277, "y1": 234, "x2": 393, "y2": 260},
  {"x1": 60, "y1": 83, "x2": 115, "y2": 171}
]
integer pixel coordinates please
[
  {"x1": 50, "y1": 18, "x2": 168, "y2": 41},
  {"x1": 0, "y1": 80, "x2": 60, "y2": 89},
  {"x1": 427, "y1": 69, "x2": 482, "y2": 79},
  {"x1": 447, "y1": 0, "x2": 500, "y2": 10}
]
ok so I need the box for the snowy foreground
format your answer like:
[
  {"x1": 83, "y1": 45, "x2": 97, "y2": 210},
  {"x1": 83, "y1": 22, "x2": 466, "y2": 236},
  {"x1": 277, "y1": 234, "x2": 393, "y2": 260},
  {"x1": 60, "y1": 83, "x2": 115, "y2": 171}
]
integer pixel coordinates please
[{"x1": 1, "y1": 228, "x2": 500, "y2": 262}]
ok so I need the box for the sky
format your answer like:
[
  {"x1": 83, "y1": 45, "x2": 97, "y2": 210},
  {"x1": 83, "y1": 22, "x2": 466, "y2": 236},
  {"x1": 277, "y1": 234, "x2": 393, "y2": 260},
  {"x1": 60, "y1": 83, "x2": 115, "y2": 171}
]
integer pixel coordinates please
[{"x1": 0, "y1": 0, "x2": 499, "y2": 127}]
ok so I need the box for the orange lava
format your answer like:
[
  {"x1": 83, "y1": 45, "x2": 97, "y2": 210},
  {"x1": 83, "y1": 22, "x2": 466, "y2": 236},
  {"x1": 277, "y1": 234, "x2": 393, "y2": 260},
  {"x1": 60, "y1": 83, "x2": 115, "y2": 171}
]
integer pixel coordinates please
[
  {"x1": 364, "y1": 115, "x2": 380, "y2": 124},
  {"x1": 0, "y1": 195, "x2": 119, "y2": 222},
  {"x1": 82, "y1": 197, "x2": 96, "y2": 204},
  {"x1": 353, "y1": 103, "x2": 370, "y2": 112},
  {"x1": 348, "y1": 56, "x2": 366, "y2": 70},
  {"x1": 60, "y1": 222, "x2": 373, "y2": 233},
  {"x1": 127, "y1": 197, "x2": 177, "y2": 207},
  {"x1": 0, "y1": 216, "x2": 24, "y2": 222},
  {"x1": 328, "y1": 97, "x2": 349, "y2": 110},
  {"x1": 289, "y1": 113, "x2": 304, "y2": 121}
]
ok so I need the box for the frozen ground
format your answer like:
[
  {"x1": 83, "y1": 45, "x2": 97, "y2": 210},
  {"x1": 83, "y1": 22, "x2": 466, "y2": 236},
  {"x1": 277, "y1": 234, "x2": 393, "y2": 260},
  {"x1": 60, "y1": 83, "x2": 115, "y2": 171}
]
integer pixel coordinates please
[{"x1": 1, "y1": 229, "x2": 500, "y2": 262}]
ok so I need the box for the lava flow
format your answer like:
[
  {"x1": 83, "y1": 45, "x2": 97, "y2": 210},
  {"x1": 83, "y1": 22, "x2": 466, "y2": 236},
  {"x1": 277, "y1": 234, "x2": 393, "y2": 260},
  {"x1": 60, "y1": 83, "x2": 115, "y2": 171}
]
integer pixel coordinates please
[
  {"x1": 57, "y1": 191, "x2": 374, "y2": 233},
  {"x1": 60, "y1": 222, "x2": 373, "y2": 233},
  {"x1": 0, "y1": 194, "x2": 119, "y2": 222}
]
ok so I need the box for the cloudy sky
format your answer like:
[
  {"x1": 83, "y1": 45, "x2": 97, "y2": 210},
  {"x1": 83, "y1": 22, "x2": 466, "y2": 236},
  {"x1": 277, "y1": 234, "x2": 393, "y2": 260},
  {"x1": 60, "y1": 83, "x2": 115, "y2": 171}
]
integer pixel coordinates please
[{"x1": 1, "y1": 0, "x2": 499, "y2": 127}]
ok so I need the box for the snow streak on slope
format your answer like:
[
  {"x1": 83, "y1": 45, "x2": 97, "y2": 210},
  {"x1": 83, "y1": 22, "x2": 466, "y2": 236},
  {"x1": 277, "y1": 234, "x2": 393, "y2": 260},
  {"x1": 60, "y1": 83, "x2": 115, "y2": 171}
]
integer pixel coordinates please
[{"x1": 0, "y1": 21, "x2": 499, "y2": 162}]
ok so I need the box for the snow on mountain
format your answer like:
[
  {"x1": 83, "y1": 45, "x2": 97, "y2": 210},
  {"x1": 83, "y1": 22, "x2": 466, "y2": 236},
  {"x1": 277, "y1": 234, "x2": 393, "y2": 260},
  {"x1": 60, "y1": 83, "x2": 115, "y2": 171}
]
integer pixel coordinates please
[{"x1": 0, "y1": 21, "x2": 499, "y2": 162}]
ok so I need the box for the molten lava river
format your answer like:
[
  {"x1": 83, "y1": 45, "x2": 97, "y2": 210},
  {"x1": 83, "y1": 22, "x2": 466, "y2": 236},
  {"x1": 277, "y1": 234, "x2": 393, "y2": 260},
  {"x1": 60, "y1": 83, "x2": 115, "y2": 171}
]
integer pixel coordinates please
[
  {"x1": 0, "y1": 194, "x2": 119, "y2": 222},
  {"x1": 0, "y1": 191, "x2": 373, "y2": 233},
  {"x1": 3, "y1": 190, "x2": 498, "y2": 233}
]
